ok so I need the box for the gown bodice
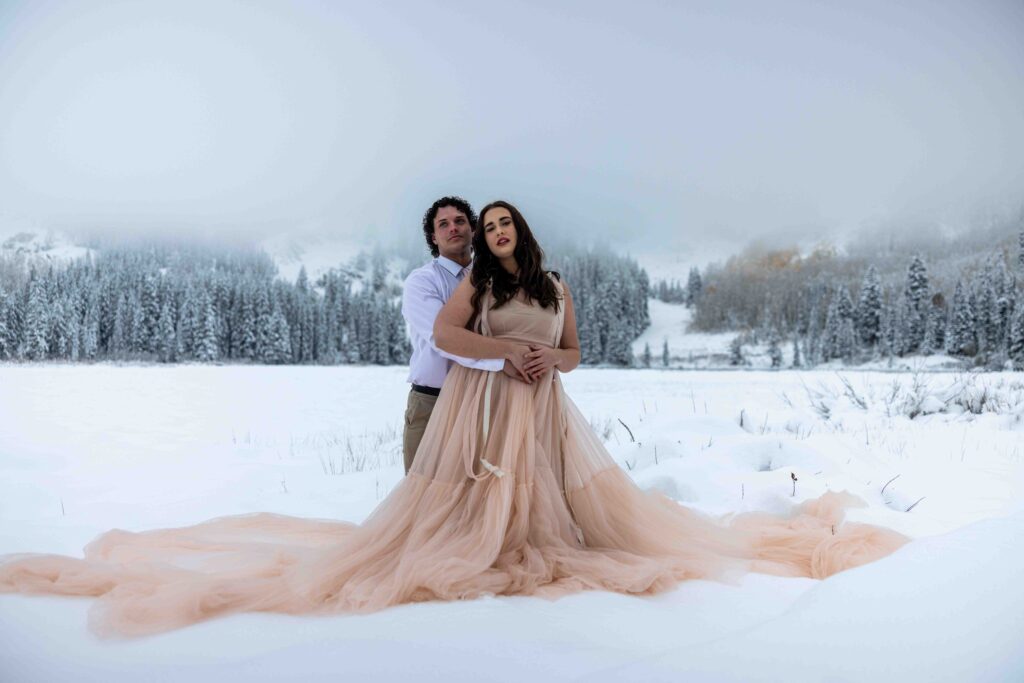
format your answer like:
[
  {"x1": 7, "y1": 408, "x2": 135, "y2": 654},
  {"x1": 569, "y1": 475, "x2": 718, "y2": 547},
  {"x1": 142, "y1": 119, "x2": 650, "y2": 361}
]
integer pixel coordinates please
[{"x1": 476, "y1": 275, "x2": 565, "y2": 349}]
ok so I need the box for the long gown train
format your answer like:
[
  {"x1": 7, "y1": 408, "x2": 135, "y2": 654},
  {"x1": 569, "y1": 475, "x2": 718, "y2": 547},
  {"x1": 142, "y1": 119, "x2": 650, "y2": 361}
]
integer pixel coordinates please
[{"x1": 0, "y1": 277, "x2": 910, "y2": 638}]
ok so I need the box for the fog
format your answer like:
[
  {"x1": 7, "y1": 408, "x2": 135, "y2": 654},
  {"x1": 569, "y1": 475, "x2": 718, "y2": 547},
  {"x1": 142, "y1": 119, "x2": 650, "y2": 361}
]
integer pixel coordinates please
[{"x1": 0, "y1": 0, "x2": 1021, "y2": 253}]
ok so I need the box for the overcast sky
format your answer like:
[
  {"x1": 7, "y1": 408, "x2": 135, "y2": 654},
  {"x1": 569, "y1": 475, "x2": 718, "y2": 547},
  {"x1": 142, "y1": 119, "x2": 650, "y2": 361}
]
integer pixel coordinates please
[{"x1": 0, "y1": 0, "x2": 1021, "y2": 253}]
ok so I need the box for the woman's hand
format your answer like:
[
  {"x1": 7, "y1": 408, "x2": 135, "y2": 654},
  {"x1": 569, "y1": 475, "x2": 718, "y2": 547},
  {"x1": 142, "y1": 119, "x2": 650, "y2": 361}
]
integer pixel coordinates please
[
  {"x1": 524, "y1": 344, "x2": 561, "y2": 379},
  {"x1": 505, "y1": 343, "x2": 534, "y2": 383}
]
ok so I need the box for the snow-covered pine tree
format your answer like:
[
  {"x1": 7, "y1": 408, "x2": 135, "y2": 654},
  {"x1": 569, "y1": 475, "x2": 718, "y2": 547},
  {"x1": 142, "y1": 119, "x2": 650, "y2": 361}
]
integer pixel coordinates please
[
  {"x1": 342, "y1": 318, "x2": 360, "y2": 363},
  {"x1": 67, "y1": 310, "x2": 80, "y2": 361},
  {"x1": 661, "y1": 338, "x2": 669, "y2": 367},
  {"x1": 1009, "y1": 307, "x2": 1024, "y2": 369},
  {"x1": 49, "y1": 298, "x2": 72, "y2": 358},
  {"x1": 902, "y1": 254, "x2": 930, "y2": 353},
  {"x1": 856, "y1": 265, "x2": 883, "y2": 350},
  {"x1": 110, "y1": 293, "x2": 129, "y2": 359},
  {"x1": 973, "y1": 264, "x2": 999, "y2": 357},
  {"x1": 946, "y1": 281, "x2": 976, "y2": 357},
  {"x1": 822, "y1": 295, "x2": 840, "y2": 361},
  {"x1": 128, "y1": 292, "x2": 146, "y2": 355},
  {"x1": 254, "y1": 284, "x2": 272, "y2": 362},
  {"x1": 768, "y1": 332, "x2": 782, "y2": 368},
  {"x1": 263, "y1": 307, "x2": 292, "y2": 364},
  {"x1": 81, "y1": 298, "x2": 99, "y2": 360},
  {"x1": 158, "y1": 302, "x2": 176, "y2": 363},
  {"x1": 388, "y1": 301, "x2": 410, "y2": 364},
  {"x1": 195, "y1": 289, "x2": 219, "y2": 362},
  {"x1": 921, "y1": 299, "x2": 941, "y2": 356},
  {"x1": 370, "y1": 254, "x2": 387, "y2": 293},
  {"x1": 728, "y1": 335, "x2": 745, "y2": 366},
  {"x1": 641, "y1": 342, "x2": 651, "y2": 367},
  {"x1": 805, "y1": 296, "x2": 822, "y2": 365},
  {"x1": 141, "y1": 274, "x2": 161, "y2": 353},
  {"x1": 0, "y1": 290, "x2": 11, "y2": 360},
  {"x1": 686, "y1": 266, "x2": 702, "y2": 306},
  {"x1": 23, "y1": 275, "x2": 49, "y2": 360}
]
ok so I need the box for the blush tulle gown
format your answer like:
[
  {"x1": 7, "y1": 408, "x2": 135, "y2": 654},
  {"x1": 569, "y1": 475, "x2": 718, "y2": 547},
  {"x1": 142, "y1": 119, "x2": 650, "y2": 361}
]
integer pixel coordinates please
[{"x1": 0, "y1": 276, "x2": 910, "y2": 638}]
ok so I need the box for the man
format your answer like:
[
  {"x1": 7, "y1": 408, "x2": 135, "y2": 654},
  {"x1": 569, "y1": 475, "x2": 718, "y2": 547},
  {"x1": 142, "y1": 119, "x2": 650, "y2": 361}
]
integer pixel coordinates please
[{"x1": 400, "y1": 196, "x2": 528, "y2": 474}]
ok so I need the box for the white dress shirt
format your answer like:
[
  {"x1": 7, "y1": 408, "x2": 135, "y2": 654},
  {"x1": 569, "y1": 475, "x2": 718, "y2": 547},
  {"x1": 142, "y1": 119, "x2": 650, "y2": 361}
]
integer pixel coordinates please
[{"x1": 402, "y1": 255, "x2": 504, "y2": 388}]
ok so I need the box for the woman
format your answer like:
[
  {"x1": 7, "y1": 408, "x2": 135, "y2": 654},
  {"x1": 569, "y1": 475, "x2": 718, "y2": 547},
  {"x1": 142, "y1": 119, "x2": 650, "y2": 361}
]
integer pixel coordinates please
[{"x1": 0, "y1": 201, "x2": 910, "y2": 639}]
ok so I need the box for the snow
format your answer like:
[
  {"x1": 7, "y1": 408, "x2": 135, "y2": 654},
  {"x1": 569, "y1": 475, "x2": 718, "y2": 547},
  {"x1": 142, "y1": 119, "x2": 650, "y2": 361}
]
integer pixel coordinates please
[
  {"x1": 259, "y1": 232, "x2": 365, "y2": 283},
  {"x1": 1, "y1": 364, "x2": 1023, "y2": 681},
  {"x1": 0, "y1": 228, "x2": 96, "y2": 267},
  {"x1": 631, "y1": 300, "x2": 735, "y2": 364}
]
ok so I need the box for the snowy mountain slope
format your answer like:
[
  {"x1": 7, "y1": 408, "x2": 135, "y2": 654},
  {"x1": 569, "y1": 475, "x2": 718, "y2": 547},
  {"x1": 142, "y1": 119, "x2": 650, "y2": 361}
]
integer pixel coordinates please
[
  {"x1": 0, "y1": 228, "x2": 95, "y2": 266},
  {"x1": 631, "y1": 300, "x2": 734, "y2": 365}
]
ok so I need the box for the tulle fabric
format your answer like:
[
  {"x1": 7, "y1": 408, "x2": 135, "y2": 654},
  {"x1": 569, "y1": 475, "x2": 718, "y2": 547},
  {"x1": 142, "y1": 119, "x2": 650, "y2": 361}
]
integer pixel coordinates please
[{"x1": 0, "y1": 277, "x2": 910, "y2": 638}]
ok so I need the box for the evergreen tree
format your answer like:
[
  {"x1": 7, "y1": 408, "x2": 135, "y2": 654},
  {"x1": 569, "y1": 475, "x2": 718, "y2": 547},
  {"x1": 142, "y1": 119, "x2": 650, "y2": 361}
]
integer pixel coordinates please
[
  {"x1": 791, "y1": 336, "x2": 802, "y2": 368},
  {"x1": 0, "y1": 290, "x2": 11, "y2": 359},
  {"x1": 947, "y1": 281, "x2": 976, "y2": 357},
  {"x1": 973, "y1": 265, "x2": 999, "y2": 356},
  {"x1": 856, "y1": 265, "x2": 883, "y2": 349},
  {"x1": 901, "y1": 254, "x2": 930, "y2": 353},
  {"x1": 263, "y1": 308, "x2": 292, "y2": 364},
  {"x1": 805, "y1": 298, "x2": 822, "y2": 365},
  {"x1": 768, "y1": 333, "x2": 782, "y2": 368},
  {"x1": 110, "y1": 293, "x2": 128, "y2": 359},
  {"x1": 158, "y1": 302, "x2": 177, "y2": 363},
  {"x1": 128, "y1": 293, "x2": 146, "y2": 354},
  {"x1": 177, "y1": 287, "x2": 197, "y2": 359},
  {"x1": 195, "y1": 289, "x2": 219, "y2": 362},
  {"x1": 686, "y1": 267, "x2": 703, "y2": 306},
  {"x1": 254, "y1": 284, "x2": 273, "y2": 361},
  {"x1": 921, "y1": 296, "x2": 942, "y2": 356},
  {"x1": 23, "y1": 276, "x2": 49, "y2": 360},
  {"x1": 1009, "y1": 307, "x2": 1024, "y2": 369},
  {"x1": 822, "y1": 296, "x2": 840, "y2": 361},
  {"x1": 48, "y1": 299, "x2": 70, "y2": 358},
  {"x1": 661, "y1": 338, "x2": 670, "y2": 367},
  {"x1": 81, "y1": 299, "x2": 99, "y2": 360},
  {"x1": 141, "y1": 274, "x2": 161, "y2": 352},
  {"x1": 728, "y1": 335, "x2": 745, "y2": 366},
  {"x1": 641, "y1": 342, "x2": 651, "y2": 368}
]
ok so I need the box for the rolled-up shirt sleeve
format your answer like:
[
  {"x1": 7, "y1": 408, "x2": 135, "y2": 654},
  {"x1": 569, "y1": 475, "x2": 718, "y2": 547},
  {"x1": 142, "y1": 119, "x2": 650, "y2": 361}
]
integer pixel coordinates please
[{"x1": 402, "y1": 271, "x2": 504, "y2": 372}]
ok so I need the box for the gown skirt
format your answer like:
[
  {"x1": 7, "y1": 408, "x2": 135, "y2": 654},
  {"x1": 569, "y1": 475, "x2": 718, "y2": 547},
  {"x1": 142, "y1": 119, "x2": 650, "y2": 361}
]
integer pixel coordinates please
[{"x1": 0, "y1": 277, "x2": 910, "y2": 638}]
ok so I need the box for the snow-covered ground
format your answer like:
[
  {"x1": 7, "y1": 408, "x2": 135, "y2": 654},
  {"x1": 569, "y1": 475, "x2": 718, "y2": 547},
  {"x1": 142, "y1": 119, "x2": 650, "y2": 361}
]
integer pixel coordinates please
[
  {"x1": 632, "y1": 300, "x2": 735, "y2": 365},
  {"x1": 1, "y1": 364, "x2": 1022, "y2": 681}
]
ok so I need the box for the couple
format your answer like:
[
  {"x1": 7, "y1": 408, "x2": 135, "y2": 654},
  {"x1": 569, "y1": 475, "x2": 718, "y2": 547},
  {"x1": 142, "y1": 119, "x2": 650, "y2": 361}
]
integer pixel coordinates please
[{"x1": 0, "y1": 198, "x2": 910, "y2": 639}]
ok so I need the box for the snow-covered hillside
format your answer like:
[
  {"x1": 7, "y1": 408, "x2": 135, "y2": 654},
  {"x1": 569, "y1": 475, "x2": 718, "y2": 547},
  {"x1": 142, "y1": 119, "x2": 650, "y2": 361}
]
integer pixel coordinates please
[
  {"x1": 0, "y1": 229, "x2": 95, "y2": 266},
  {"x1": 0, "y1": 365, "x2": 1021, "y2": 680},
  {"x1": 632, "y1": 300, "x2": 734, "y2": 366}
]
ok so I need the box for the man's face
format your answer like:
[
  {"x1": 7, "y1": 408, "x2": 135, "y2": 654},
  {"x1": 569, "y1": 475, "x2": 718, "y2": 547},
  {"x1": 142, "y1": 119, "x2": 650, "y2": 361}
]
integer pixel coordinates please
[{"x1": 432, "y1": 205, "x2": 473, "y2": 259}]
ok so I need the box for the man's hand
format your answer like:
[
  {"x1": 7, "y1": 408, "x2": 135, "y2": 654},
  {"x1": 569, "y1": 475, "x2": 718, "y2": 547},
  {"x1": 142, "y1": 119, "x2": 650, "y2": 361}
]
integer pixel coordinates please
[
  {"x1": 502, "y1": 358, "x2": 531, "y2": 383},
  {"x1": 504, "y1": 344, "x2": 534, "y2": 383}
]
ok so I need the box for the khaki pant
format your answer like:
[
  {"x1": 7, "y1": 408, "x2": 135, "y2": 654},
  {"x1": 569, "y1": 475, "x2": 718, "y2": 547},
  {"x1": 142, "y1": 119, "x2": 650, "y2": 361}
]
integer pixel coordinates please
[{"x1": 403, "y1": 388, "x2": 439, "y2": 474}]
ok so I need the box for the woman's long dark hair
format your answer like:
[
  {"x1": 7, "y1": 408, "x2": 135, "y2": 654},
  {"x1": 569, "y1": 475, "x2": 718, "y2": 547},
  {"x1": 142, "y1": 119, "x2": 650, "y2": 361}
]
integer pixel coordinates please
[{"x1": 468, "y1": 200, "x2": 560, "y2": 330}]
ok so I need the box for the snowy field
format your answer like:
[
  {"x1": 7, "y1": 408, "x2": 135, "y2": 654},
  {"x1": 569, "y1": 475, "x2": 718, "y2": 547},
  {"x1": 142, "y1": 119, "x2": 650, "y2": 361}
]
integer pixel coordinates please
[{"x1": 1, "y1": 364, "x2": 1023, "y2": 682}]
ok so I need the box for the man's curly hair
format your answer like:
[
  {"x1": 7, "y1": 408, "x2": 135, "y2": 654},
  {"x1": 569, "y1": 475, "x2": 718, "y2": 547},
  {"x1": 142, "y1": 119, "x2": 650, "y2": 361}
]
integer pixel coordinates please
[{"x1": 422, "y1": 196, "x2": 477, "y2": 258}]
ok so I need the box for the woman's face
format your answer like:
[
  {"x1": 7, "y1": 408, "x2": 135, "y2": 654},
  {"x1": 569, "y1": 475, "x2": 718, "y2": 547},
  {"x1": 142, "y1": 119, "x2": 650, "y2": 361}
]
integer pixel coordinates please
[{"x1": 482, "y1": 206, "x2": 517, "y2": 259}]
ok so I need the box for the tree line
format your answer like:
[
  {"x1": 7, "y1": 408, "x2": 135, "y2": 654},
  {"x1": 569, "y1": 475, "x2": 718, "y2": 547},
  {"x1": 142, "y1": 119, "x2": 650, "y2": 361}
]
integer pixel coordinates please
[
  {"x1": 0, "y1": 240, "x2": 651, "y2": 366},
  {"x1": 688, "y1": 227, "x2": 1024, "y2": 369}
]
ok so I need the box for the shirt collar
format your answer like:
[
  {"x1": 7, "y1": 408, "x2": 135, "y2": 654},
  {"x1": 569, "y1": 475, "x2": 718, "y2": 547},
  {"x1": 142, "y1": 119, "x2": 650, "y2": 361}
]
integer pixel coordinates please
[{"x1": 436, "y1": 255, "x2": 469, "y2": 278}]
